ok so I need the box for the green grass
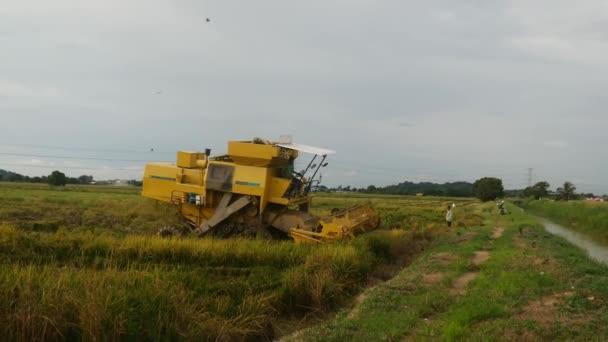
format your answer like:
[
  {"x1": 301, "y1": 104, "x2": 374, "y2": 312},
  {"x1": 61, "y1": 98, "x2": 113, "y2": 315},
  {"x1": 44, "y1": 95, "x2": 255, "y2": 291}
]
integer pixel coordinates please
[{"x1": 288, "y1": 203, "x2": 608, "y2": 341}]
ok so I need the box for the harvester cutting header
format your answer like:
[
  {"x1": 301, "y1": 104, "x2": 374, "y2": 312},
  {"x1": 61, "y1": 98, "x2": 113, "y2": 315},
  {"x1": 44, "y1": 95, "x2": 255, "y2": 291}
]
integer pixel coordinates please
[{"x1": 142, "y1": 137, "x2": 379, "y2": 243}]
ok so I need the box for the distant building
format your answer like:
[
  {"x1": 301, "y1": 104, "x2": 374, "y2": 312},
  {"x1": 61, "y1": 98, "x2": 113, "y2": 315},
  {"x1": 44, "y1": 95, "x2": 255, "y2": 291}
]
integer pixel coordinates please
[{"x1": 586, "y1": 196, "x2": 605, "y2": 202}]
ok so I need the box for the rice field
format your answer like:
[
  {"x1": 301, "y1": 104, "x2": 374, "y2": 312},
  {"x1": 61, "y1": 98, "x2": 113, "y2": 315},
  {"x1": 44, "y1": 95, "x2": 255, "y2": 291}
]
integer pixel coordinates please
[{"x1": 0, "y1": 182, "x2": 481, "y2": 340}]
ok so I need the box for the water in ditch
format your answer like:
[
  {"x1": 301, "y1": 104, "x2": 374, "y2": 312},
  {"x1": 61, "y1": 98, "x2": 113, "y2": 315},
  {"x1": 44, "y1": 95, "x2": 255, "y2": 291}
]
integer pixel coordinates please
[{"x1": 537, "y1": 216, "x2": 608, "y2": 265}]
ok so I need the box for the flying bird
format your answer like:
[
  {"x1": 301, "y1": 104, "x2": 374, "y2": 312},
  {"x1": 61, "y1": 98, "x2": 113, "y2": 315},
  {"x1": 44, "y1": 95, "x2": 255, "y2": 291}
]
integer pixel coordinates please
[{"x1": 206, "y1": 18, "x2": 210, "y2": 22}]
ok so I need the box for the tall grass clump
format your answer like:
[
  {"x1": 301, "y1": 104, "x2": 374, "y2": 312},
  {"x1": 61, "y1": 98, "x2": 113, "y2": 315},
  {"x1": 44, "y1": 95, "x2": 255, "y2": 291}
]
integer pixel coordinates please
[
  {"x1": 281, "y1": 244, "x2": 373, "y2": 311},
  {"x1": 0, "y1": 264, "x2": 279, "y2": 341},
  {"x1": 356, "y1": 229, "x2": 434, "y2": 264}
]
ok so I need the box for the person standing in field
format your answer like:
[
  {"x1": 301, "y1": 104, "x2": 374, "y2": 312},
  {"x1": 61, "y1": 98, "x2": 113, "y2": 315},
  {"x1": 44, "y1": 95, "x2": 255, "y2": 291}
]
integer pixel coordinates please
[{"x1": 446, "y1": 205, "x2": 453, "y2": 227}]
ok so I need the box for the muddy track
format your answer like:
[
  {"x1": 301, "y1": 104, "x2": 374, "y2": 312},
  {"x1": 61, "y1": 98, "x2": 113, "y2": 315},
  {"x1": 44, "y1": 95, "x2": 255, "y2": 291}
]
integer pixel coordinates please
[{"x1": 451, "y1": 250, "x2": 491, "y2": 295}]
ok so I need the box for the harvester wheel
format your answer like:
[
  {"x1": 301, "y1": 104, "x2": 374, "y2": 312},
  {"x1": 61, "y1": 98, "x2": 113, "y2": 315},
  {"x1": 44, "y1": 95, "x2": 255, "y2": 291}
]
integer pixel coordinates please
[{"x1": 245, "y1": 205, "x2": 259, "y2": 217}]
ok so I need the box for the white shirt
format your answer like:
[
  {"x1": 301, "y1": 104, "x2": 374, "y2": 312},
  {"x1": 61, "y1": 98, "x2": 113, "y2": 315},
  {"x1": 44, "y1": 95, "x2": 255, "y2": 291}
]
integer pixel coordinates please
[{"x1": 446, "y1": 210, "x2": 453, "y2": 221}]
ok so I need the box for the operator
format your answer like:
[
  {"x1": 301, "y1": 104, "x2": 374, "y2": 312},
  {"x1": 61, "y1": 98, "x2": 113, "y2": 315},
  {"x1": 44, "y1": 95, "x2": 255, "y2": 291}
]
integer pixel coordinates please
[
  {"x1": 283, "y1": 157, "x2": 302, "y2": 197},
  {"x1": 446, "y1": 205, "x2": 453, "y2": 227},
  {"x1": 285, "y1": 158, "x2": 295, "y2": 178},
  {"x1": 498, "y1": 200, "x2": 506, "y2": 215}
]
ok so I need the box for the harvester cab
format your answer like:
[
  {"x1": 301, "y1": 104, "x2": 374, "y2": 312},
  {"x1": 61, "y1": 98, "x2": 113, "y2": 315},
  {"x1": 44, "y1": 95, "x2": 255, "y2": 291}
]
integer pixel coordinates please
[
  {"x1": 277, "y1": 140, "x2": 333, "y2": 201},
  {"x1": 141, "y1": 137, "x2": 379, "y2": 243}
]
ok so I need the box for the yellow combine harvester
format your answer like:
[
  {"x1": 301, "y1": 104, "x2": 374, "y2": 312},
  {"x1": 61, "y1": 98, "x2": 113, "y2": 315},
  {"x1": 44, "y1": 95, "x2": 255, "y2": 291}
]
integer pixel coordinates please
[{"x1": 142, "y1": 138, "x2": 379, "y2": 243}]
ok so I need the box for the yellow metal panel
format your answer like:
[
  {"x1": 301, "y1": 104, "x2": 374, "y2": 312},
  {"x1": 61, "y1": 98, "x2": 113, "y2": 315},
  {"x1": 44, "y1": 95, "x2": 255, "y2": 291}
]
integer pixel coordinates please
[
  {"x1": 173, "y1": 183, "x2": 205, "y2": 195},
  {"x1": 228, "y1": 141, "x2": 279, "y2": 161},
  {"x1": 181, "y1": 168, "x2": 205, "y2": 186},
  {"x1": 142, "y1": 163, "x2": 179, "y2": 202},
  {"x1": 227, "y1": 141, "x2": 298, "y2": 166},
  {"x1": 267, "y1": 177, "x2": 290, "y2": 204},
  {"x1": 232, "y1": 184, "x2": 264, "y2": 197},
  {"x1": 179, "y1": 205, "x2": 215, "y2": 226},
  {"x1": 232, "y1": 164, "x2": 267, "y2": 197},
  {"x1": 142, "y1": 163, "x2": 205, "y2": 202},
  {"x1": 177, "y1": 151, "x2": 204, "y2": 168},
  {"x1": 143, "y1": 163, "x2": 177, "y2": 178}
]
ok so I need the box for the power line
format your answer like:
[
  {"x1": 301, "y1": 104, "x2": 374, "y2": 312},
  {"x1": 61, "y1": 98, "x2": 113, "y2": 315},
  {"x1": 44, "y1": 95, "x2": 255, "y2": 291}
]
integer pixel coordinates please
[
  {"x1": 328, "y1": 164, "x2": 475, "y2": 184},
  {"x1": 1, "y1": 163, "x2": 142, "y2": 171},
  {"x1": 0, "y1": 146, "x2": 547, "y2": 182},
  {"x1": 329, "y1": 160, "x2": 466, "y2": 179},
  {"x1": 0, "y1": 142, "x2": 174, "y2": 155},
  {"x1": 331, "y1": 158, "x2": 448, "y2": 174},
  {"x1": 0, "y1": 152, "x2": 171, "y2": 163},
  {"x1": 3, "y1": 149, "x2": 607, "y2": 191},
  {"x1": 330, "y1": 158, "x2": 543, "y2": 180}
]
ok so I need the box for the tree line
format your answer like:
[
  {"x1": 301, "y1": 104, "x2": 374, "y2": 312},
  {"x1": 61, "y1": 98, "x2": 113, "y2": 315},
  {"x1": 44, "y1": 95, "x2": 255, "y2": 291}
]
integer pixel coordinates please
[
  {"x1": 325, "y1": 177, "x2": 593, "y2": 202},
  {"x1": 1, "y1": 168, "x2": 594, "y2": 199},
  {"x1": 520, "y1": 181, "x2": 593, "y2": 201},
  {"x1": 324, "y1": 181, "x2": 475, "y2": 197},
  {"x1": 0, "y1": 169, "x2": 143, "y2": 187},
  {"x1": 0, "y1": 169, "x2": 93, "y2": 185}
]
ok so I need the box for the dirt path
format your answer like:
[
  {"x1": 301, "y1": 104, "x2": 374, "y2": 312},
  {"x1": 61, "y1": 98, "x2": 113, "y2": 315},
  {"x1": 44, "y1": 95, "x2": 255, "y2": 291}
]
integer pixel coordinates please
[
  {"x1": 422, "y1": 272, "x2": 445, "y2": 286},
  {"x1": 472, "y1": 250, "x2": 490, "y2": 265},
  {"x1": 451, "y1": 247, "x2": 492, "y2": 295},
  {"x1": 450, "y1": 272, "x2": 479, "y2": 295},
  {"x1": 512, "y1": 285, "x2": 595, "y2": 334},
  {"x1": 492, "y1": 226, "x2": 504, "y2": 239},
  {"x1": 429, "y1": 252, "x2": 457, "y2": 265}
]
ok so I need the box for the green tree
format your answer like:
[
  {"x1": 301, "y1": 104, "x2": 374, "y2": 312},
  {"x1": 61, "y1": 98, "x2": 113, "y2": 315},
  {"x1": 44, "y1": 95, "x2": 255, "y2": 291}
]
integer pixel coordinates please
[
  {"x1": 127, "y1": 179, "x2": 143, "y2": 186},
  {"x1": 473, "y1": 177, "x2": 504, "y2": 201},
  {"x1": 78, "y1": 175, "x2": 94, "y2": 184},
  {"x1": 47, "y1": 171, "x2": 67, "y2": 186},
  {"x1": 523, "y1": 181, "x2": 550, "y2": 199},
  {"x1": 556, "y1": 181, "x2": 576, "y2": 201}
]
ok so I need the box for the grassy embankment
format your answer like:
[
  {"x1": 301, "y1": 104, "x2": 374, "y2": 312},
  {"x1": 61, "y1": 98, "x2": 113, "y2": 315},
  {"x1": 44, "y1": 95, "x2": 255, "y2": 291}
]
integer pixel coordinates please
[
  {"x1": 288, "y1": 202, "x2": 608, "y2": 341},
  {"x1": 519, "y1": 199, "x2": 608, "y2": 243},
  {"x1": 0, "y1": 182, "x2": 480, "y2": 340}
]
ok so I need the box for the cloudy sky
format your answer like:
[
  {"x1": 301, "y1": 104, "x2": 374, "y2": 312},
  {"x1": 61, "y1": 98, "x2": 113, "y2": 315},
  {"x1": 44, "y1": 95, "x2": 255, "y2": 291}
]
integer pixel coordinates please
[{"x1": 1, "y1": 1, "x2": 608, "y2": 193}]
